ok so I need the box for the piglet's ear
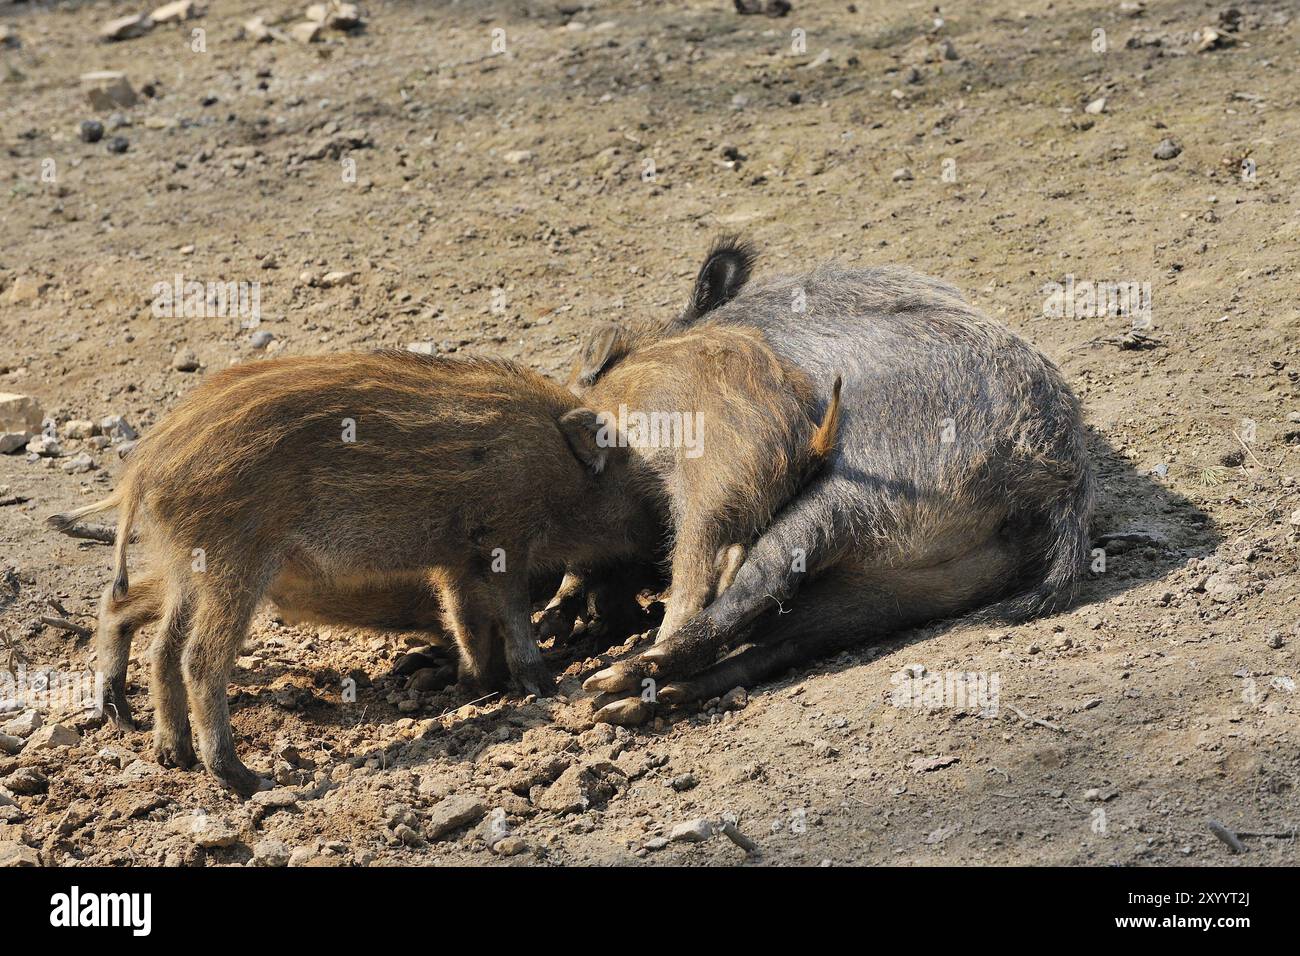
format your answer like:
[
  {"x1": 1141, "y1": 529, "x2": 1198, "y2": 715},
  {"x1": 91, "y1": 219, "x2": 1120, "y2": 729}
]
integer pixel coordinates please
[
  {"x1": 573, "y1": 323, "x2": 625, "y2": 388},
  {"x1": 683, "y1": 234, "x2": 758, "y2": 322},
  {"x1": 558, "y1": 408, "x2": 611, "y2": 474}
]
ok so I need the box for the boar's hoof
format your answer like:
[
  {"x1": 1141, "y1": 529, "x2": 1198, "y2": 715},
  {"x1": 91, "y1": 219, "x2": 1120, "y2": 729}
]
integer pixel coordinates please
[
  {"x1": 582, "y1": 661, "x2": 644, "y2": 694},
  {"x1": 154, "y1": 738, "x2": 197, "y2": 770},
  {"x1": 594, "y1": 696, "x2": 655, "y2": 727},
  {"x1": 105, "y1": 705, "x2": 136, "y2": 733},
  {"x1": 512, "y1": 662, "x2": 554, "y2": 699},
  {"x1": 655, "y1": 683, "x2": 695, "y2": 707},
  {"x1": 212, "y1": 760, "x2": 272, "y2": 799},
  {"x1": 103, "y1": 679, "x2": 135, "y2": 730},
  {"x1": 536, "y1": 605, "x2": 579, "y2": 644}
]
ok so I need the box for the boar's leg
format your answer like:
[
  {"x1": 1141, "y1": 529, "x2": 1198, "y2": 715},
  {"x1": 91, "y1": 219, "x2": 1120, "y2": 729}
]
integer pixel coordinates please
[
  {"x1": 182, "y1": 587, "x2": 270, "y2": 797},
  {"x1": 656, "y1": 518, "x2": 733, "y2": 640},
  {"x1": 493, "y1": 569, "x2": 553, "y2": 698},
  {"x1": 437, "y1": 577, "x2": 507, "y2": 692},
  {"x1": 151, "y1": 589, "x2": 196, "y2": 770},
  {"x1": 656, "y1": 537, "x2": 1025, "y2": 707},
  {"x1": 585, "y1": 483, "x2": 847, "y2": 693},
  {"x1": 536, "y1": 570, "x2": 586, "y2": 644},
  {"x1": 538, "y1": 563, "x2": 662, "y2": 646},
  {"x1": 95, "y1": 571, "x2": 166, "y2": 730}
]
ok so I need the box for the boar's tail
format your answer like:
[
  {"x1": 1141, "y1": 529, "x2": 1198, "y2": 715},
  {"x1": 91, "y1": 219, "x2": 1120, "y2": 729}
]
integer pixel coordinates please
[
  {"x1": 46, "y1": 485, "x2": 140, "y2": 601},
  {"x1": 46, "y1": 493, "x2": 122, "y2": 534},
  {"x1": 808, "y1": 375, "x2": 843, "y2": 464}
]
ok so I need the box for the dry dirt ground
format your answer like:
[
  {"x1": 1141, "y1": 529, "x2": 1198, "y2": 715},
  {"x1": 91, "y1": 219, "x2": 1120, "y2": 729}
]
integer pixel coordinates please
[{"x1": 1, "y1": 0, "x2": 1298, "y2": 867}]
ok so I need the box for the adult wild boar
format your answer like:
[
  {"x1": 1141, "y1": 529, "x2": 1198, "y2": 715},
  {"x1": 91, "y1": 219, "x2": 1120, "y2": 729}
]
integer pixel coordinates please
[{"x1": 582, "y1": 237, "x2": 1094, "y2": 716}]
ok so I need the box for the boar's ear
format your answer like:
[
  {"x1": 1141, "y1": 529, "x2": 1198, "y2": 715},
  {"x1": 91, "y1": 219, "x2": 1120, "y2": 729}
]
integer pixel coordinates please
[
  {"x1": 572, "y1": 322, "x2": 626, "y2": 389},
  {"x1": 558, "y1": 408, "x2": 612, "y2": 474},
  {"x1": 682, "y1": 234, "x2": 758, "y2": 322}
]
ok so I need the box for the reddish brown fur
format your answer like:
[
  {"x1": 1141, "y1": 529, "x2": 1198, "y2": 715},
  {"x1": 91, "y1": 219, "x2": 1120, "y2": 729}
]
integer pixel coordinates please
[
  {"x1": 568, "y1": 321, "x2": 841, "y2": 640},
  {"x1": 62, "y1": 351, "x2": 653, "y2": 795}
]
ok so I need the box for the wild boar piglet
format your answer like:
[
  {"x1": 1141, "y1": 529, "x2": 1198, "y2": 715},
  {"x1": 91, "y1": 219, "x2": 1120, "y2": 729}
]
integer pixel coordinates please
[{"x1": 53, "y1": 351, "x2": 653, "y2": 795}]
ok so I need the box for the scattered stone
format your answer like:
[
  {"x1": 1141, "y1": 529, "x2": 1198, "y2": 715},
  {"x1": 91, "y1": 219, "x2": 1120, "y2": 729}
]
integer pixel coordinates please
[
  {"x1": 96, "y1": 747, "x2": 126, "y2": 768},
  {"x1": 100, "y1": 14, "x2": 154, "y2": 43},
  {"x1": 2, "y1": 767, "x2": 47, "y2": 795},
  {"x1": 2, "y1": 711, "x2": 41, "y2": 738},
  {"x1": 62, "y1": 419, "x2": 97, "y2": 440},
  {"x1": 287, "y1": 845, "x2": 317, "y2": 866},
  {"x1": 720, "y1": 819, "x2": 759, "y2": 854},
  {"x1": 151, "y1": 0, "x2": 197, "y2": 24},
  {"x1": 61, "y1": 453, "x2": 96, "y2": 475},
  {"x1": 0, "y1": 434, "x2": 29, "y2": 455},
  {"x1": 669, "y1": 818, "x2": 714, "y2": 843},
  {"x1": 0, "y1": 842, "x2": 39, "y2": 867},
  {"x1": 100, "y1": 415, "x2": 138, "y2": 441},
  {"x1": 1197, "y1": 27, "x2": 1235, "y2": 53},
  {"x1": 289, "y1": 21, "x2": 323, "y2": 44},
  {"x1": 0, "y1": 394, "x2": 43, "y2": 434},
  {"x1": 0, "y1": 733, "x2": 22, "y2": 756},
  {"x1": 425, "y1": 794, "x2": 485, "y2": 840},
  {"x1": 173, "y1": 349, "x2": 200, "y2": 372},
  {"x1": 309, "y1": 1, "x2": 363, "y2": 30},
  {"x1": 119, "y1": 759, "x2": 160, "y2": 781},
  {"x1": 535, "y1": 764, "x2": 622, "y2": 815},
  {"x1": 79, "y1": 120, "x2": 105, "y2": 143},
  {"x1": 1204, "y1": 572, "x2": 1242, "y2": 604},
  {"x1": 328, "y1": 2, "x2": 363, "y2": 30},
  {"x1": 24, "y1": 723, "x2": 79, "y2": 750},
  {"x1": 670, "y1": 773, "x2": 697, "y2": 792},
  {"x1": 81, "y1": 71, "x2": 138, "y2": 110},
  {"x1": 253, "y1": 837, "x2": 290, "y2": 867},
  {"x1": 1084, "y1": 96, "x2": 1107, "y2": 115},
  {"x1": 1153, "y1": 139, "x2": 1182, "y2": 160},
  {"x1": 26, "y1": 434, "x2": 61, "y2": 457},
  {"x1": 643, "y1": 836, "x2": 669, "y2": 851},
  {"x1": 105, "y1": 136, "x2": 130, "y2": 155},
  {"x1": 243, "y1": 16, "x2": 274, "y2": 42},
  {"x1": 892, "y1": 167, "x2": 913, "y2": 182},
  {"x1": 502, "y1": 149, "x2": 534, "y2": 164},
  {"x1": 251, "y1": 788, "x2": 299, "y2": 810},
  {"x1": 481, "y1": 807, "x2": 511, "y2": 850},
  {"x1": 319, "y1": 271, "x2": 355, "y2": 288},
  {"x1": 406, "y1": 342, "x2": 437, "y2": 356},
  {"x1": 249, "y1": 331, "x2": 275, "y2": 350},
  {"x1": 1266, "y1": 632, "x2": 1285, "y2": 649},
  {"x1": 0, "y1": 24, "x2": 18, "y2": 49},
  {"x1": 183, "y1": 814, "x2": 240, "y2": 849},
  {"x1": 494, "y1": 835, "x2": 528, "y2": 856}
]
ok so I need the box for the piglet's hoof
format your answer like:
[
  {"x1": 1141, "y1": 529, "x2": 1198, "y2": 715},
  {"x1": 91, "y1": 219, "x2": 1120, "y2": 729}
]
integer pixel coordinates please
[
  {"x1": 593, "y1": 696, "x2": 655, "y2": 726},
  {"x1": 536, "y1": 604, "x2": 579, "y2": 644},
  {"x1": 154, "y1": 739, "x2": 197, "y2": 770},
  {"x1": 212, "y1": 760, "x2": 273, "y2": 799},
  {"x1": 512, "y1": 661, "x2": 554, "y2": 700}
]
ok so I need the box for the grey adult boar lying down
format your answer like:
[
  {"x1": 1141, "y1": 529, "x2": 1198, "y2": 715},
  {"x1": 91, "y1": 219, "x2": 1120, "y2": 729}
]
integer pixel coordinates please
[
  {"x1": 51, "y1": 343, "x2": 836, "y2": 796},
  {"x1": 582, "y1": 238, "x2": 1094, "y2": 719}
]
